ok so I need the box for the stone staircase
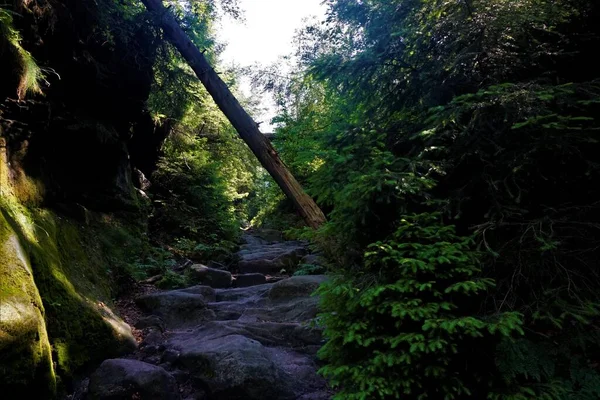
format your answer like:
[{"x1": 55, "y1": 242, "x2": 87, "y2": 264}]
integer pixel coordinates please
[{"x1": 81, "y1": 231, "x2": 331, "y2": 400}]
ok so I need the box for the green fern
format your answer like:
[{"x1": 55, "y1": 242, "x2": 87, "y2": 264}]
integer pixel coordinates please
[{"x1": 0, "y1": 7, "x2": 44, "y2": 98}]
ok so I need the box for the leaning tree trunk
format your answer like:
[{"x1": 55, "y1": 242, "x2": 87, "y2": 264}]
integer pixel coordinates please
[{"x1": 140, "y1": 0, "x2": 326, "y2": 229}]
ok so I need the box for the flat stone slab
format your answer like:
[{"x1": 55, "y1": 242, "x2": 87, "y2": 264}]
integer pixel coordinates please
[
  {"x1": 214, "y1": 284, "x2": 272, "y2": 303},
  {"x1": 136, "y1": 291, "x2": 214, "y2": 328},
  {"x1": 167, "y1": 331, "x2": 326, "y2": 400},
  {"x1": 269, "y1": 275, "x2": 328, "y2": 301},
  {"x1": 175, "y1": 285, "x2": 216, "y2": 302},
  {"x1": 169, "y1": 320, "x2": 323, "y2": 350}
]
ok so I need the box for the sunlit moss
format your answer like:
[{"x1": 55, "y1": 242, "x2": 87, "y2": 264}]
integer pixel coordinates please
[{"x1": 0, "y1": 210, "x2": 56, "y2": 397}]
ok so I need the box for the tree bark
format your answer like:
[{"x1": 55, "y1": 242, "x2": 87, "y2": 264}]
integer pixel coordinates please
[{"x1": 140, "y1": 0, "x2": 326, "y2": 229}]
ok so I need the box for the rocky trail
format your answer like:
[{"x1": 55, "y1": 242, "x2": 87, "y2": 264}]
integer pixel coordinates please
[{"x1": 75, "y1": 230, "x2": 332, "y2": 400}]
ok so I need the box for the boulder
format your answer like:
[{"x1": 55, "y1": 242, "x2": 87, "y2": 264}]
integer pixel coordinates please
[
  {"x1": 269, "y1": 275, "x2": 328, "y2": 301},
  {"x1": 234, "y1": 273, "x2": 267, "y2": 287},
  {"x1": 135, "y1": 291, "x2": 215, "y2": 328},
  {"x1": 173, "y1": 334, "x2": 295, "y2": 400},
  {"x1": 0, "y1": 234, "x2": 55, "y2": 397},
  {"x1": 88, "y1": 359, "x2": 178, "y2": 400},
  {"x1": 208, "y1": 302, "x2": 246, "y2": 321},
  {"x1": 167, "y1": 326, "x2": 328, "y2": 400},
  {"x1": 133, "y1": 168, "x2": 151, "y2": 191},
  {"x1": 188, "y1": 264, "x2": 233, "y2": 288},
  {"x1": 208, "y1": 284, "x2": 271, "y2": 321},
  {"x1": 210, "y1": 277, "x2": 324, "y2": 324}
]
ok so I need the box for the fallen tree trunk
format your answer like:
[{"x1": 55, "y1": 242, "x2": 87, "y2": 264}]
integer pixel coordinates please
[{"x1": 140, "y1": 0, "x2": 326, "y2": 229}]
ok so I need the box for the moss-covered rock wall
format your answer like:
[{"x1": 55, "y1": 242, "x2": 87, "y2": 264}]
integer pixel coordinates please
[
  {"x1": 0, "y1": 1, "x2": 165, "y2": 397},
  {"x1": 0, "y1": 138, "x2": 145, "y2": 396},
  {"x1": 0, "y1": 208, "x2": 56, "y2": 397}
]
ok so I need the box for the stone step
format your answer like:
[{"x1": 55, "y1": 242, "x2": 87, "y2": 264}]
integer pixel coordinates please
[
  {"x1": 162, "y1": 326, "x2": 327, "y2": 399},
  {"x1": 120, "y1": 231, "x2": 333, "y2": 400},
  {"x1": 167, "y1": 320, "x2": 323, "y2": 357},
  {"x1": 88, "y1": 359, "x2": 178, "y2": 400},
  {"x1": 214, "y1": 283, "x2": 272, "y2": 302},
  {"x1": 187, "y1": 264, "x2": 233, "y2": 288},
  {"x1": 135, "y1": 290, "x2": 215, "y2": 329},
  {"x1": 233, "y1": 272, "x2": 267, "y2": 287}
]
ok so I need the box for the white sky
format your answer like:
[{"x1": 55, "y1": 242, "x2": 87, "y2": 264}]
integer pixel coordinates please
[{"x1": 217, "y1": 0, "x2": 326, "y2": 131}]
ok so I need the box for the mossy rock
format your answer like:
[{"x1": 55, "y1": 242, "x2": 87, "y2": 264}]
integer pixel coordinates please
[
  {"x1": 0, "y1": 210, "x2": 56, "y2": 397},
  {"x1": 25, "y1": 210, "x2": 138, "y2": 382},
  {"x1": 0, "y1": 197, "x2": 139, "y2": 396}
]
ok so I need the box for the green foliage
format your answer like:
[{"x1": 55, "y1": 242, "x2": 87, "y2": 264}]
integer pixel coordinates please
[
  {"x1": 150, "y1": 130, "x2": 243, "y2": 249},
  {"x1": 155, "y1": 270, "x2": 187, "y2": 290},
  {"x1": 318, "y1": 213, "x2": 524, "y2": 399},
  {"x1": 172, "y1": 236, "x2": 237, "y2": 263},
  {"x1": 129, "y1": 246, "x2": 176, "y2": 280},
  {"x1": 0, "y1": 193, "x2": 148, "y2": 395},
  {"x1": 145, "y1": 0, "x2": 261, "y2": 253},
  {"x1": 0, "y1": 6, "x2": 43, "y2": 98},
  {"x1": 258, "y1": 0, "x2": 600, "y2": 398},
  {"x1": 491, "y1": 337, "x2": 600, "y2": 400},
  {"x1": 293, "y1": 263, "x2": 326, "y2": 276}
]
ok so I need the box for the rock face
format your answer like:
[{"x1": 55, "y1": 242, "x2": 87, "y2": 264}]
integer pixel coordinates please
[
  {"x1": 0, "y1": 0, "x2": 170, "y2": 393},
  {"x1": 86, "y1": 231, "x2": 332, "y2": 400},
  {"x1": 0, "y1": 185, "x2": 136, "y2": 397},
  {"x1": 0, "y1": 225, "x2": 55, "y2": 397},
  {"x1": 88, "y1": 359, "x2": 179, "y2": 400}
]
